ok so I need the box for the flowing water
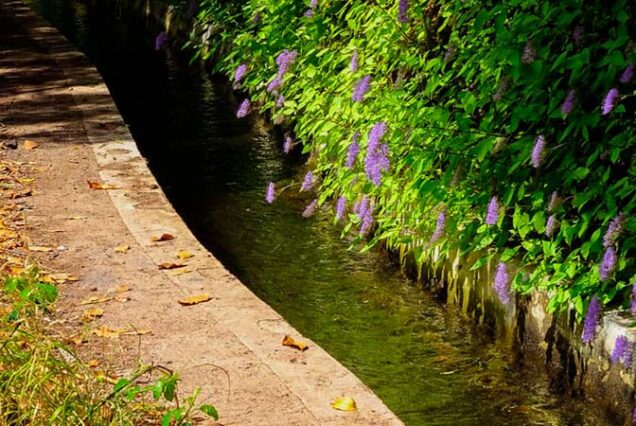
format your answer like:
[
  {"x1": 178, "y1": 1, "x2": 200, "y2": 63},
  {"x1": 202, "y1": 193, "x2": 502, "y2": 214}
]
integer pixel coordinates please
[{"x1": 26, "y1": 1, "x2": 608, "y2": 424}]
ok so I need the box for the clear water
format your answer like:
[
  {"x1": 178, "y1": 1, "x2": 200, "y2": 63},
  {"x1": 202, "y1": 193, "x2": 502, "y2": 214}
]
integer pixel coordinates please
[{"x1": 26, "y1": 1, "x2": 609, "y2": 424}]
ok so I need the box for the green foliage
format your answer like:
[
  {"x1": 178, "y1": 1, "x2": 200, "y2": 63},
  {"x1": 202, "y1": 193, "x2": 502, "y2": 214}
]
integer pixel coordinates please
[
  {"x1": 185, "y1": 0, "x2": 636, "y2": 319},
  {"x1": 0, "y1": 269, "x2": 218, "y2": 425}
]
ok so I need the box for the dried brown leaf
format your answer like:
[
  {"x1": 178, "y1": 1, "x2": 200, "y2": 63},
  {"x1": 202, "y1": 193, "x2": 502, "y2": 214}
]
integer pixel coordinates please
[
  {"x1": 87, "y1": 180, "x2": 117, "y2": 190},
  {"x1": 151, "y1": 233, "x2": 174, "y2": 242},
  {"x1": 177, "y1": 294, "x2": 212, "y2": 306},
  {"x1": 23, "y1": 140, "x2": 39, "y2": 150},
  {"x1": 282, "y1": 335, "x2": 309, "y2": 352},
  {"x1": 158, "y1": 262, "x2": 186, "y2": 270}
]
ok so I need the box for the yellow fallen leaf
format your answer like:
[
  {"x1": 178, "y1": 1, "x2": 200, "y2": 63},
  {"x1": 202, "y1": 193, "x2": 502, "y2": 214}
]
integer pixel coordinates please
[
  {"x1": 82, "y1": 307, "x2": 104, "y2": 322},
  {"x1": 80, "y1": 296, "x2": 114, "y2": 305},
  {"x1": 91, "y1": 326, "x2": 125, "y2": 338},
  {"x1": 87, "y1": 359, "x2": 100, "y2": 368},
  {"x1": 66, "y1": 334, "x2": 87, "y2": 346},
  {"x1": 177, "y1": 294, "x2": 211, "y2": 306},
  {"x1": 282, "y1": 335, "x2": 309, "y2": 352},
  {"x1": 47, "y1": 273, "x2": 79, "y2": 284},
  {"x1": 114, "y1": 245, "x2": 130, "y2": 253},
  {"x1": 176, "y1": 250, "x2": 193, "y2": 260},
  {"x1": 17, "y1": 177, "x2": 35, "y2": 184},
  {"x1": 29, "y1": 245, "x2": 53, "y2": 252},
  {"x1": 87, "y1": 180, "x2": 117, "y2": 190},
  {"x1": 158, "y1": 262, "x2": 186, "y2": 270},
  {"x1": 331, "y1": 396, "x2": 357, "y2": 412},
  {"x1": 151, "y1": 233, "x2": 174, "y2": 242},
  {"x1": 23, "y1": 140, "x2": 39, "y2": 150}
]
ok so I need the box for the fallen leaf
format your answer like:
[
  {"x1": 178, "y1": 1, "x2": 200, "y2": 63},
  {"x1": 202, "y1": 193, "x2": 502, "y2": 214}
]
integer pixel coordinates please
[
  {"x1": 91, "y1": 326, "x2": 125, "y2": 338},
  {"x1": 28, "y1": 245, "x2": 53, "y2": 252},
  {"x1": 23, "y1": 140, "x2": 39, "y2": 150},
  {"x1": 114, "y1": 245, "x2": 130, "y2": 253},
  {"x1": 176, "y1": 250, "x2": 193, "y2": 260},
  {"x1": 151, "y1": 233, "x2": 174, "y2": 242},
  {"x1": 282, "y1": 335, "x2": 309, "y2": 352},
  {"x1": 17, "y1": 177, "x2": 35, "y2": 184},
  {"x1": 331, "y1": 396, "x2": 357, "y2": 412},
  {"x1": 87, "y1": 180, "x2": 117, "y2": 190},
  {"x1": 158, "y1": 262, "x2": 186, "y2": 270},
  {"x1": 47, "y1": 273, "x2": 79, "y2": 284},
  {"x1": 66, "y1": 334, "x2": 87, "y2": 346},
  {"x1": 67, "y1": 216, "x2": 87, "y2": 221},
  {"x1": 177, "y1": 294, "x2": 212, "y2": 306},
  {"x1": 82, "y1": 307, "x2": 104, "y2": 322},
  {"x1": 87, "y1": 359, "x2": 100, "y2": 368},
  {"x1": 80, "y1": 296, "x2": 114, "y2": 305},
  {"x1": 113, "y1": 284, "x2": 130, "y2": 293}
]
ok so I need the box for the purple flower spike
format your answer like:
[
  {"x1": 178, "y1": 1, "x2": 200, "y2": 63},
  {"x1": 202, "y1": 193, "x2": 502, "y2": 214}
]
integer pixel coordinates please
[
  {"x1": 531, "y1": 135, "x2": 546, "y2": 169},
  {"x1": 357, "y1": 196, "x2": 374, "y2": 235},
  {"x1": 309, "y1": 0, "x2": 318, "y2": 8},
  {"x1": 522, "y1": 42, "x2": 536, "y2": 64},
  {"x1": 350, "y1": 51, "x2": 359, "y2": 72},
  {"x1": 493, "y1": 262, "x2": 511, "y2": 304},
  {"x1": 603, "y1": 214, "x2": 625, "y2": 248},
  {"x1": 546, "y1": 214, "x2": 557, "y2": 237},
  {"x1": 265, "y1": 182, "x2": 276, "y2": 204},
  {"x1": 397, "y1": 0, "x2": 409, "y2": 23},
  {"x1": 631, "y1": 283, "x2": 636, "y2": 316},
  {"x1": 336, "y1": 196, "x2": 346, "y2": 221},
  {"x1": 561, "y1": 90, "x2": 576, "y2": 115},
  {"x1": 234, "y1": 64, "x2": 248, "y2": 83},
  {"x1": 236, "y1": 99, "x2": 250, "y2": 118},
  {"x1": 346, "y1": 132, "x2": 361, "y2": 168},
  {"x1": 302, "y1": 199, "x2": 318, "y2": 218},
  {"x1": 352, "y1": 75, "x2": 372, "y2": 102},
  {"x1": 300, "y1": 171, "x2": 314, "y2": 192},
  {"x1": 304, "y1": 8, "x2": 314, "y2": 18},
  {"x1": 429, "y1": 210, "x2": 446, "y2": 244},
  {"x1": 611, "y1": 335, "x2": 633, "y2": 367},
  {"x1": 602, "y1": 88, "x2": 619, "y2": 115},
  {"x1": 485, "y1": 196, "x2": 499, "y2": 225},
  {"x1": 267, "y1": 49, "x2": 298, "y2": 93},
  {"x1": 283, "y1": 135, "x2": 293, "y2": 154},
  {"x1": 620, "y1": 64, "x2": 634, "y2": 84},
  {"x1": 599, "y1": 247, "x2": 617, "y2": 282},
  {"x1": 581, "y1": 296, "x2": 601, "y2": 344},
  {"x1": 276, "y1": 95, "x2": 285, "y2": 108},
  {"x1": 548, "y1": 191, "x2": 560, "y2": 212},
  {"x1": 155, "y1": 31, "x2": 168, "y2": 51},
  {"x1": 364, "y1": 123, "x2": 390, "y2": 186}
]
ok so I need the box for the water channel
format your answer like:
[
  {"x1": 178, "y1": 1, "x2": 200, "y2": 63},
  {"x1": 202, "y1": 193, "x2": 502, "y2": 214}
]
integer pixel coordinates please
[{"x1": 26, "y1": 0, "x2": 608, "y2": 424}]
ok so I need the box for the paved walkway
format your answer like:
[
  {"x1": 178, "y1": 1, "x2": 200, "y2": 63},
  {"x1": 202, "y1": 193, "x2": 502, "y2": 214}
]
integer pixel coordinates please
[{"x1": 0, "y1": 1, "x2": 402, "y2": 424}]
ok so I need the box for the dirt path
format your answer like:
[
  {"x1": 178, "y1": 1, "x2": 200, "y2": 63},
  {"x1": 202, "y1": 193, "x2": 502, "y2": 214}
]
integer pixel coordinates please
[{"x1": 0, "y1": 1, "x2": 402, "y2": 424}]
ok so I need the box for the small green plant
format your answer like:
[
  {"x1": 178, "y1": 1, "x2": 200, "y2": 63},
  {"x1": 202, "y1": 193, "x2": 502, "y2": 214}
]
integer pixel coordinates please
[{"x1": 0, "y1": 269, "x2": 219, "y2": 425}]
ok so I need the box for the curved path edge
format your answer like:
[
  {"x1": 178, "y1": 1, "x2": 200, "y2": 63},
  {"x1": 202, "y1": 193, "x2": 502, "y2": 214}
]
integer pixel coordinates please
[{"x1": 1, "y1": 0, "x2": 402, "y2": 424}]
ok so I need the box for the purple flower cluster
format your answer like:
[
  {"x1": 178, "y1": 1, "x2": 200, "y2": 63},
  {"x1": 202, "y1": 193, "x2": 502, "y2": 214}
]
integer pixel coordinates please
[
  {"x1": 355, "y1": 196, "x2": 374, "y2": 235},
  {"x1": 236, "y1": 99, "x2": 250, "y2": 118},
  {"x1": 429, "y1": 210, "x2": 446, "y2": 244},
  {"x1": 397, "y1": 0, "x2": 409, "y2": 23},
  {"x1": 300, "y1": 171, "x2": 314, "y2": 192},
  {"x1": 620, "y1": 64, "x2": 634, "y2": 84},
  {"x1": 155, "y1": 31, "x2": 168, "y2": 51},
  {"x1": 522, "y1": 42, "x2": 536, "y2": 64},
  {"x1": 561, "y1": 90, "x2": 576, "y2": 115},
  {"x1": 531, "y1": 135, "x2": 546, "y2": 169},
  {"x1": 364, "y1": 122, "x2": 390, "y2": 186},
  {"x1": 352, "y1": 75, "x2": 372, "y2": 102},
  {"x1": 276, "y1": 95, "x2": 285, "y2": 108},
  {"x1": 283, "y1": 135, "x2": 293, "y2": 154},
  {"x1": 335, "y1": 196, "x2": 347, "y2": 221},
  {"x1": 601, "y1": 88, "x2": 619, "y2": 115},
  {"x1": 265, "y1": 182, "x2": 276, "y2": 204},
  {"x1": 493, "y1": 262, "x2": 511, "y2": 304},
  {"x1": 599, "y1": 247, "x2": 617, "y2": 282},
  {"x1": 546, "y1": 214, "x2": 557, "y2": 237},
  {"x1": 631, "y1": 283, "x2": 636, "y2": 315},
  {"x1": 611, "y1": 335, "x2": 633, "y2": 367},
  {"x1": 603, "y1": 214, "x2": 625, "y2": 248},
  {"x1": 267, "y1": 49, "x2": 298, "y2": 93},
  {"x1": 548, "y1": 191, "x2": 560, "y2": 212},
  {"x1": 350, "y1": 51, "x2": 359, "y2": 72},
  {"x1": 302, "y1": 199, "x2": 318, "y2": 217},
  {"x1": 234, "y1": 64, "x2": 248, "y2": 83},
  {"x1": 346, "y1": 132, "x2": 361, "y2": 168},
  {"x1": 304, "y1": 8, "x2": 314, "y2": 17},
  {"x1": 485, "y1": 196, "x2": 499, "y2": 225},
  {"x1": 581, "y1": 296, "x2": 601, "y2": 344},
  {"x1": 304, "y1": 0, "x2": 318, "y2": 17}
]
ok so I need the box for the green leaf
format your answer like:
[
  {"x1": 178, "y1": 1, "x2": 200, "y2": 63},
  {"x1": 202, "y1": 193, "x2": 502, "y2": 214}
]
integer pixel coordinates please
[{"x1": 200, "y1": 404, "x2": 220, "y2": 420}]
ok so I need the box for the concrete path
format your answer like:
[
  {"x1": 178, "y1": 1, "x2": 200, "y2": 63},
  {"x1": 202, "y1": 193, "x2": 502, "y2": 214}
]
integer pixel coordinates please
[{"x1": 0, "y1": 1, "x2": 402, "y2": 424}]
